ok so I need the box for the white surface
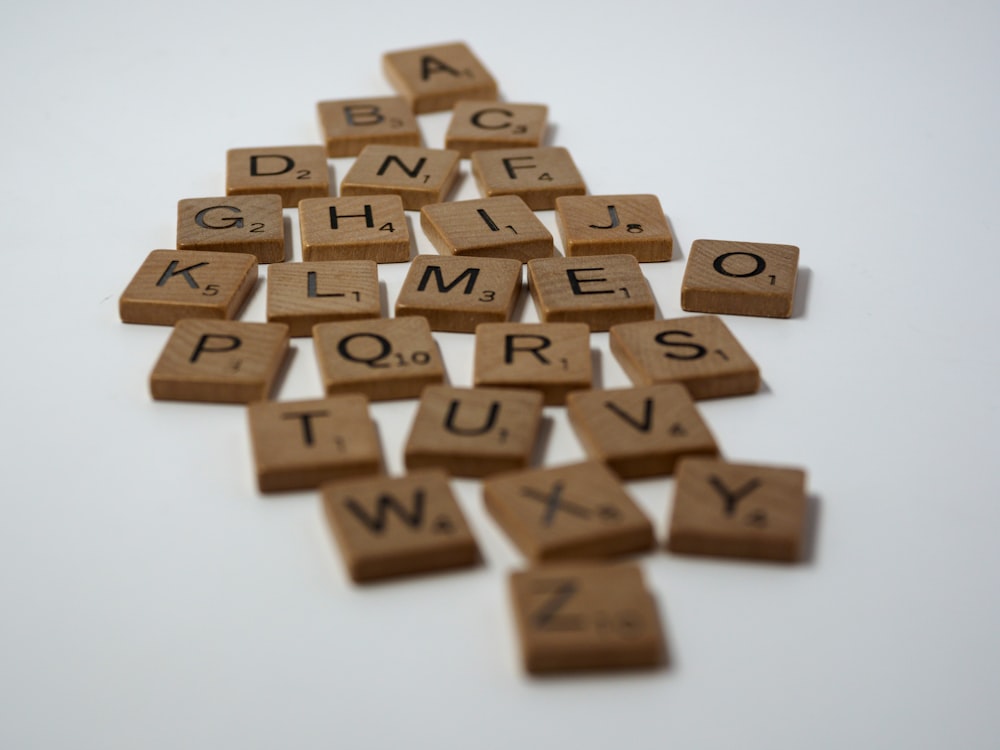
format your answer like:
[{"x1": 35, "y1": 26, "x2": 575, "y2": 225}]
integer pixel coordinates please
[{"x1": 3, "y1": 1, "x2": 1000, "y2": 748}]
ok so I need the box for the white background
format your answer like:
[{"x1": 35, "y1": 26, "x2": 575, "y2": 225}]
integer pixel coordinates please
[{"x1": 3, "y1": 1, "x2": 999, "y2": 748}]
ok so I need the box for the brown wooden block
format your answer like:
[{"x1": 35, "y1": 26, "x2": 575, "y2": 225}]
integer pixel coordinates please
[
  {"x1": 119, "y1": 250, "x2": 257, "y2": 326},
  {"x1": 226, "y1": 145, "x2": 330, "y2": 208},
  {"x1": 176, "y1": 195, "x2": 284, "y2": 264},
  {"x1": 681, "y1": 239, "x2": 799, "y2": 318},
  {"x1": 420, "y1": 195, "x2": 553, "y2": 263},
  {"x1": 317, "y1": 96, "x2": 421, "y2": 157},
  {"x1": 322, "y1": 469, "x2": 480, "y2": 582},
  {"x1": 527, "y1": 254, "x2": 656, "y2": 331},
  {"x1": 149, "y1": 319, "x2": 289, "y2": 404},
  {"x1": 444, "y1": 101, "x2": 547, "y2": 157},
  {"x1": 394, "y1": 255, "x2": 522, "y2": 332},
  {"x1": 313, "y1": 316, "x2": 445, "y2": 401},
  {"x1": 266, "y1": 261, "x2": 380, "y2": 337},
  {"x1": 299, "y1": 195, "x2": 410, "y2": 263},
  {"x1": 247, "y1": 394, "x2": 383, "y2": 492},
  {"x1": 566, "y1": 384, "x2": 719, "y2": 479},
  {"x1": 404, "y1": 385, "x2": 544, "y2": 478},
  {"x1": 555, "y1": 194, "x2": 673, "y2": 262},
  {"x1": 667, "y1": 458, "x2": 808, "y2": 562},
  {"x1": 474, "y1": 322, "x2": 591, "y2": 405},
  {"x1": 471, "y1": 146, "x2": 586, "y2": 210},
  {"x1": 484, "y1": 461, "x2": 654, "y2": 562},
  {"x1": 340, "y1": 145, "x2": 459, "y2": 210},
  {"x1": 509, "y1": 563, "x2": 664, "y2": 673},
  {"x1": 382, "y1": 42, "x2": 498, "y2": 114},
  {"x1": 609, "y1": 315, "x2": 760, "y2": 400}
]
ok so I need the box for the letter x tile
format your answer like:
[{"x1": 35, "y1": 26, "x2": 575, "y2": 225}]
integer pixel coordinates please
[{"x1": 483, "y1": 461, "x2": 655, "y2": 562}]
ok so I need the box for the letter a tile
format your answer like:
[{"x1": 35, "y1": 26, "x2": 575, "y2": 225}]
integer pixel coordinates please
[
  {"x1": 509, "y1": 563, "x2": 665, "y2": 673},
  {"x1": 313, "y1": 316, "x2": 446, "y2": 401},
  {"x1": 247, "y1": 394, "x2": 383, "y2": 492},
  {"x1": 383, "y1": 42, "x2": 498, "y2": 114},
  {"x1": 404, "y1": 385, "x2": 544, "y2": 478},
  {"x1": 322, "y1": 469, "x2": 480, "y2": 582},
  {"x1": 483, "y1": 461, "x2": 655, "y2": 562},
  {"x1": 667, "y1": 458, "x2": 809, "y2": 562},
  {"x1": 120, "y1": 250, "x2": 257, "y2": 326},
  {"x1": 150, "y1": 319, "x2": 289, "y2": 403},
  {"x1": 681, "y1": 239, "x2": 799, "y2": 318},
  {"x1": 226, "y1": 145, "x2": 330, "y2": 208},
  {"x1": 610, "y1": 315, "x2": 760, "y2": 400},
  {"x1": 566, "y1": 383, "x2": 719, "y2": 479}
]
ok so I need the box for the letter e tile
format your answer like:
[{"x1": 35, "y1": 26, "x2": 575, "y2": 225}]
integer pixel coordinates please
[
  {"x1": 322, "y1": 470, "x2": 480, "y2": 582},
  {"x1": 248, "y1": 394, "x2": 383, "y2": 492},
  {"x1": 483, "y1": 461, "x2": 655, "y2": 561},
  {"x1": 404, "y1": 385, "x2": 544, "y2": 478},
  {"x1": 149, "y1": 319, "x2": 289, "y2": 403},
  {"x1": 509, "y1": 563, "x2": 665, "y2": 673},
  {"x1": 667, "y1": 458, "x2": 808, "y2": 562}
]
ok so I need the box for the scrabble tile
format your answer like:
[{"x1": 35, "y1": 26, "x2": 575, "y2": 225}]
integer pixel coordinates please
[
  {"x1": 474, "y1": 322, "x2": 591, "y2": 405},
  {"x1": 383, "y1": 41, "x2": 498, "y2": 114},
  {"x1": 176, "y1": 194, "x2": 285, "y2": 263},
  {"x1": 119, "y1": 250, "x2": 257, "y2": 326},
  {"x1": 322, "y1": 469, "x2": 480, "y2": 582},
  {"x1": 527, "y1": 254, "x2": 656, "y2": 331},
  {"x1": 340, "y1": 145, "x2": 459, "y2": 210},
  {"x1": 299, "y1": 195, "x2": 410, "y2": 263},
  {"x1": 445, "y1": 101, "x2": 547, "y2": 157},
  {"x1": 317, "y1": 96, "x2": 421, "y2": 157},
  {"x1": 610, "y1": 315, "x2": 760, "y2": 400},
  {"x1": 420, "y1": 195, "x2": 553, "y2": 263},
  {"x1": 226, "y1": 145, "x2": 330, "y2": 208},
  {"x1": 313, "y1": 316, "x2": 445, "y2": 401},
  {"x1": 394, "y1": 255, "x2": 522, "y2": 332},
  {"x1": 149, "y1": 319, "x2": 289, "y2": 403},
  {"x1": 484, "y1": 461, "x2": 655, "y2": 562},
  {"x1": 404, "y1": 385, "x2": 544, "y2": 478},
  {"x1": 266, "y1": 260, "x2": 380, "y2": 337},
  {"x1": 555, "y1": 194, "x2": 673, "y2": 262},
  {"x1": 667, "y1": 458, "x2": 808, "y2": 562},
  {"x1": 509, "y1": 563, "x2": 664, "y2": 673},
  {"x1": 471, "y1": 146, "x2": 586, "y2": 210},
  {"x1": 247, "y1": 394, "x2": 383, "y2": 492},
  {"x1": 566, "y1": 384, "x2": 719, "y2": 479},
  {"x1": 681, "y1": 239, "x2": 800, "y2": 318}
]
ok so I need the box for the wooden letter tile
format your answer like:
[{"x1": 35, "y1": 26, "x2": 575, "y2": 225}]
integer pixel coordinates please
[
  {"x1": 555, "y1": 194, "x2": 673, "y2": 262},
  {"x1": 681, "y1": 239, "x2": 799, "y2": 318},
  {"x1": 322, "y1": 469, "x2": 480, "y2": 582},
  {"x1": 266, "y1": 260, "x2": 380, "y2": 337},
  {"x1": 176, "y1": 195, "x2": 284, "y2": 263},
  {"x1": 474, "y1": 322, "x2": 591, "y2": 405},
  {"x1": 317, "y1": 96, "x2": 421, "y2": 157},
  {"x1": 382, "y1": 42, "x2": 498, "y2": 114},
  {"x1": 445, "y1": 101, "x2": 548, "y2": 157},
  {"x1": 609, "y1": 315, "x2": 760, "y2": 400},
  {"x1": 484, "y1": 461, "x2": 655, "y2": 561},
  {"x1": 340, "y1": 145, "x2": 459, "y2": 210},
  {"x1": 394, "y1": 255, "x2": 522, "y2": 332},
  {"x1": 226, "y1": 145, "x2": 330, "y2": 208},
  {"x1": 247, "y1": 394, "x2": 383, "y2": 492},
  {"x1": 420, "y1": 195, "x2": 553, "y2": 263},
  {"x1": 404, "y1": 385, "x2": 544, "y2": 478},
  {"x1": 566, "y1": 384, "x2": 719, "y2": 479},
  {"x1": 471, "y1": 146, "x2": 586, "y2": 210},
  {"x1": 119, "y1": 250, "x2": 257, "y2": 326},
  {"x1": 667, "y1": 458, "x2": 808, "y2": 562},
  {"x1": 313, "y1": 316, "x2": 445, "y2": 401},
  {"x1": 299, "y1": 195, "x2": 410, "y2": 263},
  {"x1": 527, "y1": 254, "x2": 656, "y2": 331},
  {"x1": 149, "y1": 319, "x2": 289, "y2": 403},
  {"x1": 509, "y1": 563, "x2": 664, "y2": 673}
]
